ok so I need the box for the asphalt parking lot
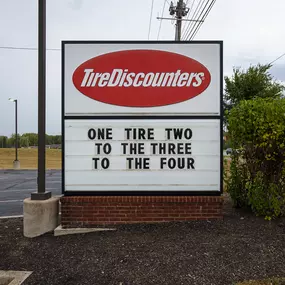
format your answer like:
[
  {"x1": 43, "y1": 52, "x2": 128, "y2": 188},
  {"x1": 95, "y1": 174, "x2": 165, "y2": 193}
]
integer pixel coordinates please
[{"x1": 0, "y1": 170, "x2": 61, "y2": 216}]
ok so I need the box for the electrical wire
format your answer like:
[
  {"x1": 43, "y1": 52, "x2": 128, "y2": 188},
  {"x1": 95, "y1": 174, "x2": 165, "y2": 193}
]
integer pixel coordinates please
[
  {"x1": 0, "y1": 46, "x2": 60, "y2": 51},
  {"x1": 182, "y1": 0, "x2": 205, "y2": 40},
  {"x1": 181, "y1": 0, "x2": 196, "y2": 36},
  {"x1": 191, "y1": 0, "x2": 215, "y2": 39},
  {"x1": 189, "y1": 0, "x2": 216, "y2": 40},
  {"x1": 182, "y1": 0, "x2": 206, "y2": 40},
  {"x1": 185, "y1": 0, "x2": 211, "y2": 40},
  {"x1": 269, "y1": 52, "x2": 285, "y2": 65},
  {"x1": 148, "y1": 0, "x2": 155, "y2": 40},
  {"x1": 157, "y1": 0, "x2": 167, "y2": 40},
  {"x1": 182, "y1": 0, "x2": 202, "y2": 39},
  {"x1": 188, "y1": 0, "x2": 197, "y2": 21}
]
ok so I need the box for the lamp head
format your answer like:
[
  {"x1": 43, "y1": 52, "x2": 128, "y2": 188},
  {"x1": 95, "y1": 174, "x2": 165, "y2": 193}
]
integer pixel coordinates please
[{"x1": 8, "y1": 98, "x2": 16, "y2": 102}]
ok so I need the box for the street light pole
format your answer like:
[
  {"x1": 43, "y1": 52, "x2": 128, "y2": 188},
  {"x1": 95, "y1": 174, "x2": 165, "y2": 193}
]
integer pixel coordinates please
[
  {"x1": 8, "y1": 98, "x2": 20, "y2": 169},
  {"x1": 15, "y1": 99, "x2": 18, "y2": 161},
  {"x1": 31, "y1": 0, "x2": 51, "y2": 200}
]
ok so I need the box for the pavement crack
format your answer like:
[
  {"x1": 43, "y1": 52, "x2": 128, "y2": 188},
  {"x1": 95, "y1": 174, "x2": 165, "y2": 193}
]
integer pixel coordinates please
[{"x1": 4, "y1": 178, "x2": 37, "y2": 190}]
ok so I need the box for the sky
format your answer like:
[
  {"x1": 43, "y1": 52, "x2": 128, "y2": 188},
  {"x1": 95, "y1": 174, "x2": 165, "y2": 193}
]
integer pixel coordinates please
[{"x1": 0, "y1": 0, "x2": 284, "y2": 136}]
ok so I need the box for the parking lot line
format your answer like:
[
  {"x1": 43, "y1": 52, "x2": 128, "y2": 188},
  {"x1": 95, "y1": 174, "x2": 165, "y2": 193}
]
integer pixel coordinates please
[{"x1": 0, "y1": 200, "x2": 23, "y2": 203}]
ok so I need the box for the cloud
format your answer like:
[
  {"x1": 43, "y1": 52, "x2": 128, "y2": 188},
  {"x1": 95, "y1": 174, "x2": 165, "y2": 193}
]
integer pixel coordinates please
[
  {"x1": 0, "y1": 0, "x2": 284, "y2": 136},
  {"x1": 67, "y1": 0, "x2": 83, "y2": 10}
]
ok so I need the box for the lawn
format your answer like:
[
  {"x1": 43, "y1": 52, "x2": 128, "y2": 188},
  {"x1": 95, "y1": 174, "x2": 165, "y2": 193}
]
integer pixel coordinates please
[{"x1": 0, "y1": 148, "x2": 61, "y2": 169}]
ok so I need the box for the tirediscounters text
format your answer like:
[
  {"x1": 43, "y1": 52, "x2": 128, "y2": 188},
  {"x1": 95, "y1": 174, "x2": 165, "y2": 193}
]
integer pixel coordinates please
[{"x1": 88, "y1": 127, "x2": 195, "y2": 171}]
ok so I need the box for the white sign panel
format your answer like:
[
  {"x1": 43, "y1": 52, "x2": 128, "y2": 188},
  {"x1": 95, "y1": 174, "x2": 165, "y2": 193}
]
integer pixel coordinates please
[
  {"x1": 64, "y1": 42, "x2": 221, "y2": 116},
  {"x1": 64, "y1": 119, "x2": 220, "y2": 192}
]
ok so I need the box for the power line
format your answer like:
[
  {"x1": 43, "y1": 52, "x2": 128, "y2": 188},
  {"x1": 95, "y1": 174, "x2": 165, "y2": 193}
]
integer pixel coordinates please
[
  {"x1": 181, "y1": 0, "x2": 196, "y2": 36},
  {"x1": 189, "y1": 0, "x2": 196, "y2": 15},
  {"x1": 148, "y1": 0, "x2": 155, "y2": 40},
  {"x1": 183, "y1": 0, "x2": 206, "y2": 40},
  {"x1": 184, "y1": 0, "x2": 215, "y2": 40},
  {"x1": 182, "y1": 0, "x2": 205, "y2": 40},
  {"x1": 0, "y1": 46, "x2": 60, "y2": 51},
  {"x1": 157, "y1": 0, "x2": 167, "y2": 40},
  {"x1": 269, "y1": 52, "x2": 285, "y2": 65},
  {"x1": 186, "y1": 0, "x2": 210, "y2": 40},
  {"x1": 181, "y1": 0, "x2": 197, "y2": 38},
  {"x1": 189, "y1": 0, "x2": 215, "y2": 40},
  {"x1": 189, "y1": 0, "x2": 216, "y2": 40}
]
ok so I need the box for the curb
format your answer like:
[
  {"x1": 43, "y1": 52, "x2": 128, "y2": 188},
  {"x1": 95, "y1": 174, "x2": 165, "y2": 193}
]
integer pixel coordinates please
[
  {"x1": 0, "y1": 215, "x2": 23, "y2": 219},
  {"x1": 54, "y1": 225, "x2": 116, "y2": 236}
]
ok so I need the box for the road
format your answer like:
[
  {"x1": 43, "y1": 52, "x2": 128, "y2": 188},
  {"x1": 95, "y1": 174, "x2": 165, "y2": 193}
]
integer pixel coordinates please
[
  {"x1": 0, "y1": 152, "x2": 229, "y2": 217},
  {"x1": 0, "y1": 170, "x2": 61, "y2": 217}
]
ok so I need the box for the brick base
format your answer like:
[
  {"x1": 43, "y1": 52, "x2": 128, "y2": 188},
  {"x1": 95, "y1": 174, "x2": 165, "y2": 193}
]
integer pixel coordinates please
[{"x1": 60, "y1": 196, "x2": 223, "y2": 228}]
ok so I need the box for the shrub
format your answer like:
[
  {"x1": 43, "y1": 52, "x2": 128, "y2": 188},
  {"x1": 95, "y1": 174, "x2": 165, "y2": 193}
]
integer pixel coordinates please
[
  {"x1": 225, "y1": 156, "x2": 248, "y2": 207},
  {"x1": 226, "y1": 98, "x2": 285, "y2": 219}
]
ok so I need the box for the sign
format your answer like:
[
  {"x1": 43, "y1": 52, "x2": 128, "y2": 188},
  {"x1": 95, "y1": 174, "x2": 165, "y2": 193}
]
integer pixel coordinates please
[
  {"x1": 62, "y1": 41, "x2": 223, "y2": 195},
  {"x1": 64, "y1": 42, "x2": 221, "y2": 116},
  {"x1": 72, "y1": 50, "x2": 211, "y2": 107},
  {"x1": 65, "y1": 119, "x2": 220, "y2": 192}
]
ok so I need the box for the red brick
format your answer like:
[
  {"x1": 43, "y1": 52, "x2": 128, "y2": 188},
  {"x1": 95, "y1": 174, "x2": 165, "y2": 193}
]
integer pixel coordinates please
[{"x1": 61, "y1": 195, "x2": 223, "y2": 227}]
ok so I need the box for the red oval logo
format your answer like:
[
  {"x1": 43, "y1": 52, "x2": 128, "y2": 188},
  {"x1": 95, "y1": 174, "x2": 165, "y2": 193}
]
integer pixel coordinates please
[{"x1": 72, "y1": 50, "x2": 211, "y2": 107}]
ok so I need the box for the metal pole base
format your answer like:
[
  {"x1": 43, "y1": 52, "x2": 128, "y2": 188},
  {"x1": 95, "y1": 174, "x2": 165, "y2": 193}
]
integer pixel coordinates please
[
  {"x1": 13, "y1": 160, "x2": 20, "y2": 169},
  {"x1": 31, "y1": 191, "x2": 51, "y2": 200}
]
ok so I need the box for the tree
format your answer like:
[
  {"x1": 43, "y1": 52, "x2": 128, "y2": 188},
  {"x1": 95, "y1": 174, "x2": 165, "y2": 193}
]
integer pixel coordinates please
[
  {"x1": 21, "y1": 133, "x2": 38, "y2": 146},
  {"x1": 224, "y1": 64, "x2": 284, "y2": 125},
  {"x1": 20, "y1": 136, "x2": 29, "y2": 147},
  {"x1": 7, "y1": 134, "x2": 20, "y2": 147},
  {"x1": 53, "y1": 135, "x2": 61, "y2": 144},
  {"x1": 7, "y1": 137, "x2": 14, "y2": 148},
  {"x1": 0, "y1": 136, "x2": 8, "y2": 148},
  {"x1": 45, "y1": 135, "x2": 61, "y2": 145},
  {"x1": 46, "y1": 134, "x2": 52, "y2": 145},
  {"x1": 2, "y1": 133, "x2": 61, "y2": 147}
]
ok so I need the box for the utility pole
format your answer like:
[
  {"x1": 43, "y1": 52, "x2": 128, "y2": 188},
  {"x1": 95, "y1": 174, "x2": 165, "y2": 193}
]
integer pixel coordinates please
[
  {"x1": 157, "y1": 1, "x2": 203, "y2": 41},
  {"x1": 169, "y1": 0, "x2": 189, "y2": 41}
]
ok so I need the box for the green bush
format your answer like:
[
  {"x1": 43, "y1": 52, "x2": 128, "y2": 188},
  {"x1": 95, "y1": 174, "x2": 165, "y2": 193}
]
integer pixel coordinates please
[
  {"x1": 225, "y1": 156, "x2": 248, "y2": 208},
  {"x1": 227, "y1": 98, "x2": 285, "y2": 219},
  {"x1": 223, "y1": 139, "x2": 232, "y2": 150}
]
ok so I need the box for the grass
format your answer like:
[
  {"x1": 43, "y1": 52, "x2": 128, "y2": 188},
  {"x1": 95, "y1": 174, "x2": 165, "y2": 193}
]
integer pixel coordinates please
[
  {"x1": 0, "y1": 149, "x2": 231, "y2": 171},
  {"x1": 0, "y1": 148, "x2": 61, "y2": 169},
  {"x1": 236, "y1": 278, "x2": 285, "y2": 285}
]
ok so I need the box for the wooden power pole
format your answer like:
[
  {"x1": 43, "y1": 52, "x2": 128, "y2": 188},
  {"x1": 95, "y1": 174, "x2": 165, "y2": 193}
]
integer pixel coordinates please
[{"x1": 169, "y1": 0, "x2": 189, "y2": 41}]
